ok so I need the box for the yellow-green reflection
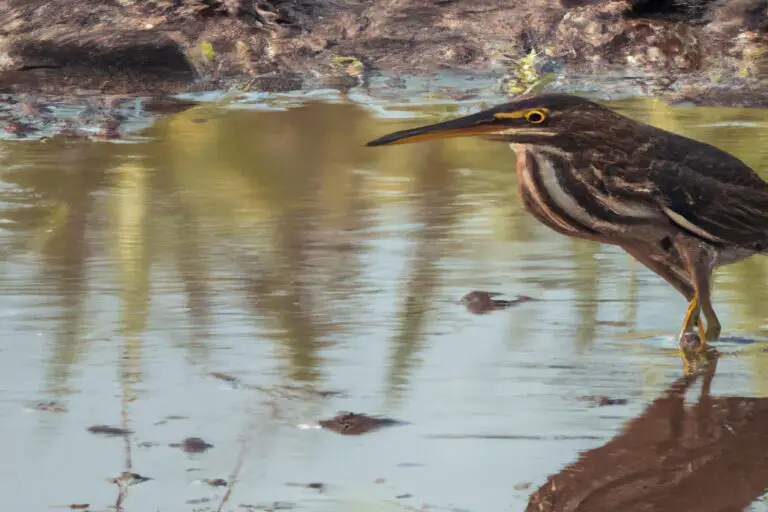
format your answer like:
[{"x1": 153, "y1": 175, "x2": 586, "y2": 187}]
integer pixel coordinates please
[
  {"x1": 0, "y1": 139, "x2": 114, "y2": 395},
  {"x1": 385, "y1": 142, "x2": 461, "y2": 404},
  {"x1": 0, "y1": 97, "x2": 766, "y2": 401}
]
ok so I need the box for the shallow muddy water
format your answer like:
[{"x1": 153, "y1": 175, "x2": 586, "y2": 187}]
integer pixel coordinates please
[{"x1": 2, "y1": 89, "x2": 768, "y2": 511}]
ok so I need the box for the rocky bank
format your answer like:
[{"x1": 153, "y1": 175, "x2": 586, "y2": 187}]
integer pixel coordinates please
[{"x1": 0, "y1": 0, "x2": 766, "y2": 104}]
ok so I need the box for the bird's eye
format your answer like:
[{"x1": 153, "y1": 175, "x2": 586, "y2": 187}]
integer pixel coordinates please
[{"x1": 525, "y1": 110, "x2": 547, "y2": 124}]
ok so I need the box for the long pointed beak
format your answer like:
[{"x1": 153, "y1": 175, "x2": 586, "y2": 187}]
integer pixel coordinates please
[{"x1": 366, "y1": 109, "x2": 501, "y2": 147}]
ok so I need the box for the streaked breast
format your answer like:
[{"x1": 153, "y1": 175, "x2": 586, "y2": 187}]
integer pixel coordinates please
[{"x1": 513, "y1": 145, "x2": 663, "y2": 238}]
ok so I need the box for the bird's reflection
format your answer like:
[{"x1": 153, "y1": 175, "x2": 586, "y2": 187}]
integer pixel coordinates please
[{"x1": 527, "y1": 350, "x2": 768, "y2": 511}]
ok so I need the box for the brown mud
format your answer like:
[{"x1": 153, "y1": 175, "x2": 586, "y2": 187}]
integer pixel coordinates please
[
  {"x1": 318, "y1": 412, "x2": 403, "y2": 435},
  {"x1": 169, "y1": 437, "x2": 214, "y2": 453},
  {"x1": 0, "y1": 0, "x2": 766, "y2": 105},
  {"x1": 460, "y1": 291, "x2": 535, "y2": 314}
]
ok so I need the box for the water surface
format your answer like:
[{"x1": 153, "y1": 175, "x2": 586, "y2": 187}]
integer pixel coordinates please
[{"x1": 2, "y1": 93, "x2": 768, "y2": 511}]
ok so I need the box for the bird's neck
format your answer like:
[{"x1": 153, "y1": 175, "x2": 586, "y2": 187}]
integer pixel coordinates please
[{"x1": 510, "y1": 144, "x2": 572, "y2": 160}]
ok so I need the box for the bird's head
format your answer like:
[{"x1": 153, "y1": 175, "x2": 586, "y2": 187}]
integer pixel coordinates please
[{"x1": 366, "y1": 94, "x2": 631, "y2": 149}]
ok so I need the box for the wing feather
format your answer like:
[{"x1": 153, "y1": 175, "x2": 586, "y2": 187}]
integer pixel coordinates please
[{"x1": 648, "y1": 161, "x2": 768, "y2": 250}]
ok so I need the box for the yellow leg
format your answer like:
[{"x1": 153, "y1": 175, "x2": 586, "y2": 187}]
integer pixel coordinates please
[
  {"x1": 685, "y1": 297, "x2": 708, "y2": 352},
  {"x1": 679, "y1": 293, "x2": 700, "y2": 335},
  {"x1": 678, "y1": 293, "x2": 709, "y2": 372}
]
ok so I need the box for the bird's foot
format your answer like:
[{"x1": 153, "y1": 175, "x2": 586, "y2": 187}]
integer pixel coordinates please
[
  {"x1": 678, "y1": 321, "x2": 718, "y2": 375},
  {"x1": 705, "y1": 323, "x2": 722, "y2": 342},
  {"x1": 679, "y1": 343, "x2": 719, "y2": 376},
  {"x1": 678, "y1": 331, "x2": 701, "y2": 361},
  {"x1": 678, "y1": 317, "x2": 707, "y2": 348}
]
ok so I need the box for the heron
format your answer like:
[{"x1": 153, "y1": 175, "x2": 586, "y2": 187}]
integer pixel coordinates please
[{"x1": 367, "y1": 94, "x2": 768, "y2": 363}]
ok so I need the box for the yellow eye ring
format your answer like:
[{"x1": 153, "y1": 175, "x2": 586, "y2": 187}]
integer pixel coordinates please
[{"x1": 525, "y1": 110, "x2": 547, "y2": 124}]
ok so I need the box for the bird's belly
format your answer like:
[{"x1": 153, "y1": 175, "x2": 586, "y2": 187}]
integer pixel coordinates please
[{"x1": 514, "y1": 145, "x2": 664, "y2": 244}]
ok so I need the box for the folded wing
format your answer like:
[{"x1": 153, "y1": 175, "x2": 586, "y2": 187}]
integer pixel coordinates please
[{"x1": 648, "y1": 161, "x2": 768, "y2": 251}]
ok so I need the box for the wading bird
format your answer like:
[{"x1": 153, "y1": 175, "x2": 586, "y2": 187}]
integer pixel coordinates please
[{"x1": 367, "y1": 94, "x2": 768, "y2": 358}]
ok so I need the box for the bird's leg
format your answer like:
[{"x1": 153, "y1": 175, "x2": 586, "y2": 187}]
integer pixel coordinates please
[
  {"x1": 697, "y1": 280, "x2": 721, "y2": 342},
  {"x1": 621, "y1": 244, "x2": 704, "y2": 335},
  {"x1": 675, "y1": 235, "x2": 718, "y2": 351},
  {"x1": 678, "y1": 292, "x2": 711, "y2": 375},
  {"x1": 679, "y1": 291, "x2": 704, "y2": 342},
  {"x1": 620, "y1": 244, "x2": 706, "y2": 370},
  {"x1": 697, "y1": 317, "x2": 707, "y2": 341}
]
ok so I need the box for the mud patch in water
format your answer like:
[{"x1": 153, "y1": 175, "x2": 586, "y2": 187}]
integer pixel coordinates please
[
  {"x1": 318, "y1": 412, "x2": 404, "y2": 435},
  {"x1": 86, "y1": 425, "x2": 133, "y2": 436},
  {"x1": 459, "y1": 290, "x2": 535, "y2": 314}
]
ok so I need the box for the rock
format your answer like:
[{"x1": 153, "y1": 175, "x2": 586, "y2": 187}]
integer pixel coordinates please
[
  {"x1": 706, "y1": 0, "x2": 768, "y2": 34},
  {"x1": 555, "y1": 5, "x2": 703, "y2": 71},
  {"x1": 0, "y1": 29, "x2": 195, "y2": 95},
  {"x1": 5, "y1": 30, "x2": 192, "y2": 74}
]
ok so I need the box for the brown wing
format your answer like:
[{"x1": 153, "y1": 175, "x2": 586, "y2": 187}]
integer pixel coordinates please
[
  {"x1": 647, "y1": 160, "x2": 768, "y2": 251},
  {"x1": 595, "y1": 124, "x2": 768, "y2": 250}
]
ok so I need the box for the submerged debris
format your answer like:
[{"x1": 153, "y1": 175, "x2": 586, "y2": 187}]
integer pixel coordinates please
[
  {"x1": 596, "y1": 320, "x2": 632, "y2": 327},
  {"x1": 170, "y1": 437, "x2": 214, "y2": 453},
  {"x1": 319, "y1": 412, "x2": 402, "y2": 436},
  {"x1": 186, "y1": 497, "x2": 213, "y2": 505},
  {"x1": 579, "y1": 396, "x2": 629, "y2": 407},
  {"x1": 0, "y1": 95, "x2": 197, "y2": 141},
  {"x1": 286, "y1": 482, "x2": 325, "y2": 492},
  {"x1": 87, "y1": 425, "x2": 133, "y2": 436},
  {"x1": 68, "y1": 505, "x2": 90, "y2": 510},
  {"x1": 209, "y1": 371, "x2": 239, "y2": 383},
  {"x1": 239, "y1": 502, "x2": 296, "y2": 511},
  {"x1": 32, "y1": 401, "x2": 67, "y2": 413},
  {"x1": 460, "y1": 291, "x2": 534, "y2": 314},
  {"x1": 153, "y1": 414, "x2": 189, "y2": 425},
  {"x1": 280, "y1": 385, "x2": 346, "y2": 399},
  {"x1": 109, "y1": 472, "x2": 151, "y2": 486},
  {"x1": 209, "y1": 371, "x2": 346, "y2": 400}
]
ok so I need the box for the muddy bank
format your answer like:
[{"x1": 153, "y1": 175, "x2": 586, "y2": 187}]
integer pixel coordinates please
[{"x1": 0, "y1": 0, "x2": 766, "y2": 103}]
